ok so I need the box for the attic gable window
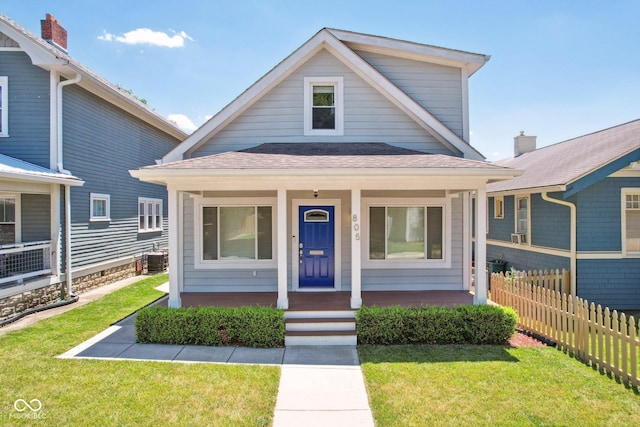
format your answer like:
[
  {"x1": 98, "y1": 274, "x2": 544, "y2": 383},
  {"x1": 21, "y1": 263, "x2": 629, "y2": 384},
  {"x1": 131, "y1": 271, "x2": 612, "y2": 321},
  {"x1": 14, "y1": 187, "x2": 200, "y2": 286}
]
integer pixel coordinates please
[
  {"x1": 304, "y1": 76, "x2": 343, "y2": 136},
  {"x1": 0, "y1": 77, "x2": 7, "y2": 137}
]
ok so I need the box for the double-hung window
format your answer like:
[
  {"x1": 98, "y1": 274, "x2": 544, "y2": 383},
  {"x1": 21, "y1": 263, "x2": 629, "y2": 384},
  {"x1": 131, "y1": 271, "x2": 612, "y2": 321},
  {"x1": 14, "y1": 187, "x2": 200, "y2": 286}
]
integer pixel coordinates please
[
  {"x1": 365, "y1": 199, "x2": 448, "y2": 267},
  {"x1": 0, "y1": 195, "x2": 16, "y2": 244},
  {"x1": 304, "y1": 76, "x2": 343, "y2": 136},
  {"x1": 622, "y1": 189, "x2": 640, "y2": 256},
  {"x1": 90, "y1": 193, "x2": 110, "y2": 222},
  {"x1": 138, "y1": 198, "x2": 162, "y2": 232},
  {"x1": 515, "y1": 195, "x2": 529, "y2": 243},
  {"x1": 0, "y1": 76, "x2": 8, "y2": 137},
  {"x1": 196, "y1": 198, "x2": 276, "y2": 268}
]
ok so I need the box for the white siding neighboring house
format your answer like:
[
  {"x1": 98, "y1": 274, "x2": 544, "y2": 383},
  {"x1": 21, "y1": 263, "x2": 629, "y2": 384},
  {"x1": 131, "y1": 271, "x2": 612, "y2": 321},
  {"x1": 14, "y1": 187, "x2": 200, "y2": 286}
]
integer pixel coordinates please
[{"x1": 132, "y1": 28, "x2": 519, "y2": 309}]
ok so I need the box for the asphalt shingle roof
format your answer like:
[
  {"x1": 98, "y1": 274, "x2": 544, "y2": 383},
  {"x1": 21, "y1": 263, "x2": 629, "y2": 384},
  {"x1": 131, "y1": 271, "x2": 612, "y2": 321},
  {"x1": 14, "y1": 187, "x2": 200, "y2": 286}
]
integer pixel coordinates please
[
  {"x1": 148, "y1": 143, "x2": 511, "y2": 171},
  {"x1": 487, "y1": 119, "x2": 640, "y2": 193}
]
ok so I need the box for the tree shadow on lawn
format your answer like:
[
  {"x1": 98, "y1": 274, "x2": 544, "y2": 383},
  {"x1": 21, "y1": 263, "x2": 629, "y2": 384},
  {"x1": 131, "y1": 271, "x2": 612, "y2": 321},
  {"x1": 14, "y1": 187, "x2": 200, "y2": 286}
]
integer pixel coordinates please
[{"x1": 357, "y1": 344, "x2": 520, "y2": 364}]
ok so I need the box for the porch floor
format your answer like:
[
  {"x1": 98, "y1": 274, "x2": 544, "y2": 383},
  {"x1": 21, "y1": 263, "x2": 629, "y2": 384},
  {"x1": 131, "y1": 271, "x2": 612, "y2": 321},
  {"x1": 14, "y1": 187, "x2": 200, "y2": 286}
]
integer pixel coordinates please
[{"x1": 179, "y1": 290, "x2": 474, "y2": 310}]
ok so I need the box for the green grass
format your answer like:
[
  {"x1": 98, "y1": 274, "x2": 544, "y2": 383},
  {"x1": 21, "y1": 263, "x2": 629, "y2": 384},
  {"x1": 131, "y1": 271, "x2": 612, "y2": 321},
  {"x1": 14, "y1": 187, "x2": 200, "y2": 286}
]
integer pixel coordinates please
[
  {"x1": 359, "y1": 345, "x2": 640, "y2": 426},
  {"x1": 0, "y1": 274, "x2": 279, "y2": 426}
]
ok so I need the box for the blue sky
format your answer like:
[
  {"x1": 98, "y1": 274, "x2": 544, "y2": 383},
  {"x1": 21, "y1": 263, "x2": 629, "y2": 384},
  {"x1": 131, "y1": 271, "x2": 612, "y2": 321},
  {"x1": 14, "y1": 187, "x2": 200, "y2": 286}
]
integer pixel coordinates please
[{"x1": 3, "y1": 1, "x2": 639, "y2": 160}]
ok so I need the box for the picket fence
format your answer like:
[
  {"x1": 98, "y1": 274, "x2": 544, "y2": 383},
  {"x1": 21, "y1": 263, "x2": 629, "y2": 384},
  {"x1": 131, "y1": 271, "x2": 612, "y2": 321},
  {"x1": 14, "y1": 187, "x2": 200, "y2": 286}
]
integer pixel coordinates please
[{"x1": 491, "y1": 270, "x2": 639, "y2": 387}]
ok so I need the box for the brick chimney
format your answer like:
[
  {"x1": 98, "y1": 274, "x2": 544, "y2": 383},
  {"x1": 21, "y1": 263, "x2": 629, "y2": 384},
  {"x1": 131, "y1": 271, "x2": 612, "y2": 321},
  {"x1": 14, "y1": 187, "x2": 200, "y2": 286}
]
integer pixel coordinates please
[
  {"x1": 514, "y1": 131, "x2": 536, "y2": 157},
  {"x1": 41, "y1": 14, "x2": 67, "y2": 52}
]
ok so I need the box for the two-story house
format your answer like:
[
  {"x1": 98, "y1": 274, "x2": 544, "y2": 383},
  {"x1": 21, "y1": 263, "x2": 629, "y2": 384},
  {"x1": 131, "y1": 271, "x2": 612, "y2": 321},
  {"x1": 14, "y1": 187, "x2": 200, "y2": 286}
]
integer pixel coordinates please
[
  {"x1": 0, "y1": 14, "x2": 186, "y2": 322},
  {"x1": 132, "y1": 28, "x2": 518, "y2": 313}
]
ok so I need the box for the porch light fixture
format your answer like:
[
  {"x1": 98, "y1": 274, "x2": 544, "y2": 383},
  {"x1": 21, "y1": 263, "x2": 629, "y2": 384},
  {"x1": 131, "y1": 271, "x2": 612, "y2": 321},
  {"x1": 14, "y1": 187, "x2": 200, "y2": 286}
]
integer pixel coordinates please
[{"x1": 313, "y1": 189, "x2": 319, "y2": 198}]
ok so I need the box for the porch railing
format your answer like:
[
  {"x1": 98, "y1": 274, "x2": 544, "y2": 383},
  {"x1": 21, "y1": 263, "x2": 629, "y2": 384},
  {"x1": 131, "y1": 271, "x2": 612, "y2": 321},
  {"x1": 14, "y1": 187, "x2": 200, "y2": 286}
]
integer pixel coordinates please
[{"x1": 0, "y1": 240, "x2": 52, "y2": 286}]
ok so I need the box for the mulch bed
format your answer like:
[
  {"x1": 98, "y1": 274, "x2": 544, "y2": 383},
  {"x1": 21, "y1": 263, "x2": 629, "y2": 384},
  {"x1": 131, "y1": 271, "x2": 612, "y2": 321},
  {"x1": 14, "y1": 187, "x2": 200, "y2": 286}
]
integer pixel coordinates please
[{"x1": 508, "y1": 331, "x2": 549, "y2": 347}]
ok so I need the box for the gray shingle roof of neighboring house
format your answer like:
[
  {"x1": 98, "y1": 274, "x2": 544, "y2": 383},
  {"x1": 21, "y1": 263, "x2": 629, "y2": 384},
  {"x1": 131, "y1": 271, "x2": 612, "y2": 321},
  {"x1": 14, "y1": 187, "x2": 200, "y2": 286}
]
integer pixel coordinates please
[
  {"x1": 0, "y1": 153, "x2": 83, "y2": 185},
  {"x1": 147, "y1": 143, "x2": 513, "y2": 171},
  {"x1": 487, "y1": 119, "x2": 640, "y2": 193}
]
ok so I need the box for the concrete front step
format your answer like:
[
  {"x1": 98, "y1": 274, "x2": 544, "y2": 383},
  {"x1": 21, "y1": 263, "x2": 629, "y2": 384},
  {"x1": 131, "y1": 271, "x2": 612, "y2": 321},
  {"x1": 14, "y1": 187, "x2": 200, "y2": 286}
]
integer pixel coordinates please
[
  {"x1": 284, "y1": 310, "x2": 358, "y2": 346},
  {"x1": 285, "y1": 331, "x2": 357, "y2": 347}
]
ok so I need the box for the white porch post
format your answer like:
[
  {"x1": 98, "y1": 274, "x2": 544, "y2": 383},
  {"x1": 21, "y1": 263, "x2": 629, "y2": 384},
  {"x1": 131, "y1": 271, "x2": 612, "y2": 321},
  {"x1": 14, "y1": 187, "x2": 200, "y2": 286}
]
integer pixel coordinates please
[
  {"x1": 351, "y1": 188, "x2": 362, "y2": 309},
  {"x1": 462, "y1": 192, "x2": 471, "y2": 291},
  {"x1": 474, "y1": 187, "x2": 488, "y2": 304},
  {"x1": 167, "y1": 187, "x2": 181, "y2": 308},
  {"x1": 277, "y1": 189, "x2": 289, "y2": 309}
]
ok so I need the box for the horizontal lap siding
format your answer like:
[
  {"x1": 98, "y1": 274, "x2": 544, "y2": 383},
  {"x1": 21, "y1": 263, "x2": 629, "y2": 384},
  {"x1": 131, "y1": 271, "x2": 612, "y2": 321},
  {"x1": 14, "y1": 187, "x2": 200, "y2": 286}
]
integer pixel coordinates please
[
  {"x1": 486, "y1": 244, "x2": 570, "y2": 272},
  {"x1": 354, "y1": 50, "x2": 464, "y2": 139},
  {"x1": 0, "y1": 51, "x2": 50, "y2": 167},
  {"x1": 191, "y1": 49, "x2": 457, "y2": 157},
  {"x1": 21, "y1": 194, "x2": 50, "y2": 242},
  {"x1": 63, "y1": 85, "x2": 179, "y2": 269},
  {"x1": 531, "y1": 193, "x2": 570, "y2": 249},
  {"x1": 577, "y1": 259, "x2": 640, "y2": 310},
  {"x1": 488, "y1": 195, "x2": 514, "y2": 242}
]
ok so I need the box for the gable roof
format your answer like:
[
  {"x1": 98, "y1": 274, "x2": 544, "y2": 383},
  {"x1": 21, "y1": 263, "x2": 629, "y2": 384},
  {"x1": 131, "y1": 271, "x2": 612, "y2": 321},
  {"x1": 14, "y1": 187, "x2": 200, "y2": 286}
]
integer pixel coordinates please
[
  {"x1": 0, "y1": 153, "x2": 83, "y2": 185},
  {"x1": 487, "y1": 119, "x2": 640, "y2": 195},
  {"x1": 162, "y1": 28, "x2": 489, "y2": 163},
  {"x1": 0, "y1": 13, "x2": 186, "y2": 141}
]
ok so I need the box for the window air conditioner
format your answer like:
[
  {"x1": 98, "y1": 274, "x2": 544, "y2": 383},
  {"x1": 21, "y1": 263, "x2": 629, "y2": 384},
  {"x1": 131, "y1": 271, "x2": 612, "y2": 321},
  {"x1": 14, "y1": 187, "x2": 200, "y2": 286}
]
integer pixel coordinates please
[{"x1": 511, "y1": 233, "x2": 526, "y2": 244}]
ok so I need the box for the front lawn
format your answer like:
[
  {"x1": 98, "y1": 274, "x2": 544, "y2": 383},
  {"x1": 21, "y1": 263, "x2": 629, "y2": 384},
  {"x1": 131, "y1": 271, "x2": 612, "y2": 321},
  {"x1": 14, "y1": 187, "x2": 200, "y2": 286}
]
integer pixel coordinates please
[
  {"x1": 359, "y1": 345, "x2": 640, "y2": 426},
  {"x1": 0, "y1": 274, "x2": 279, "y2": 426}
]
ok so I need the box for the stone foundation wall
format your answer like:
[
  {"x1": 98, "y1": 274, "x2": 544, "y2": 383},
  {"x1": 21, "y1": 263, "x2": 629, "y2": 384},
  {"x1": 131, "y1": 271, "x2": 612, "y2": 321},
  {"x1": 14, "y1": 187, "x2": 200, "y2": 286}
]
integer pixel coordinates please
[{"x1": 0, "y1": 260, "x2": 143, "y2": 323}]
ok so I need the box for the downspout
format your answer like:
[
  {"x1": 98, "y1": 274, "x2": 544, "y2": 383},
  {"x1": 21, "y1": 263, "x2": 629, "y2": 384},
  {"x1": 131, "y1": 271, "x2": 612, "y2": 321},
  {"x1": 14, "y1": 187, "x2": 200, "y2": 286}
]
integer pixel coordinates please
[
  {"x1": 541, "y1": 192, "x2": 576, "y2": 296},
  {"x1": 56, "y1": 74, "x2": 81, "y2": 297}
]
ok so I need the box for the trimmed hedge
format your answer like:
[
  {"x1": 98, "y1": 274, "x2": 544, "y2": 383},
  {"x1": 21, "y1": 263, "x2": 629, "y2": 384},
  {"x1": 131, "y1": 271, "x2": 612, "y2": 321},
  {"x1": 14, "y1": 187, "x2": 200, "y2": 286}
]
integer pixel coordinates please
[
  {"x1": 356, "y1": 305, "x2": 518, "y2": 345},
  {"x1": 135, "y1": 306, "x2": 285, "y2": 348}
]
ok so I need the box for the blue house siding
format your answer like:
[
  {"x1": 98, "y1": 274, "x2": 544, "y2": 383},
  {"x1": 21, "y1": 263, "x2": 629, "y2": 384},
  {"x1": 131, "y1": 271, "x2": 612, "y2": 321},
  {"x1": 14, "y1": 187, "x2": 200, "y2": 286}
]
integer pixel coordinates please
[
  {"x1": 0, "y1": 51, "x2": 50, "y2": 168},
  {"x1": 62, "y1": 85, "x2": 179, "y2": 269},
  {"x1": 21, "y1": 194, "x2": 51, "y2": 242},
  {"x1": 531, "y1": 193, "x2": 570, "y2": 250},
  {"x1": 488, "y1": 195, "x2": 514, "y2": 242},
  {"x1": 487, "y1": 244, "x2": 570, "y2": 272},
  {"x1": 577, "y1": 259, "x2": 640, "y2": 310},
  {"x1": 576, "y1": 177, "x2": 640, "y2": 252}
]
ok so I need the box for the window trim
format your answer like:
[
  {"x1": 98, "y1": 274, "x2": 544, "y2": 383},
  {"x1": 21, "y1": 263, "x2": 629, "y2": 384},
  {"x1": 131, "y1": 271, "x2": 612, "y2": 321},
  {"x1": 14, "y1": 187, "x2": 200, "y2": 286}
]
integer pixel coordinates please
[
  {"x1": 138, "y1": 197, "x2": 163, "y2": 233},
  {"x1": 621, "y1": 188, "x2": 640, "y2": 257},
  {"x1": 303, "y1": 76, "x2": 344, "y2": 136},
  {"x1": 193, "y1": 196, "x2": 277, "y2": 269},
  {"x1": 514, "y1": 195, "x2": 530, "y2": 245},
  {"x1": 0, "y1": 76, "x2": 8, "y2": 137},
  {"x1": 494, "y1": 196, "x2": 504, "y2": 219},
  {"x1": 0, "y1": 193, "x2": 20, "y2": 244},
  {"x1": 90, "y1": 193, "x2": 110, "y2": 222},
  {"x1": 362, "y1": 197, "x2": 451, "y2": 269}
]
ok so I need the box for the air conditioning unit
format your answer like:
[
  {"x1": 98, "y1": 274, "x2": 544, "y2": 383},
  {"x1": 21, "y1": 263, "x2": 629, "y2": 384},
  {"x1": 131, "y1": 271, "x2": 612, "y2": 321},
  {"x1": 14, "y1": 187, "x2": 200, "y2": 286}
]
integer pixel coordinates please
[{"x1": 511, "y1": 233, "x2": 527, "y2": 244}]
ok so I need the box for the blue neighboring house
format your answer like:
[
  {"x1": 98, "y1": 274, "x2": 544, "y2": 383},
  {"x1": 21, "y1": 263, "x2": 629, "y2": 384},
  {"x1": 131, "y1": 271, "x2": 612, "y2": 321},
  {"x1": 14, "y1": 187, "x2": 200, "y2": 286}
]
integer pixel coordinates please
[
  {"x1": 486, "y1": 120, "x2": 640, "y2": 310},
  {"x1": 0, "y1": 14, "x2": 186, "y2": 321}
]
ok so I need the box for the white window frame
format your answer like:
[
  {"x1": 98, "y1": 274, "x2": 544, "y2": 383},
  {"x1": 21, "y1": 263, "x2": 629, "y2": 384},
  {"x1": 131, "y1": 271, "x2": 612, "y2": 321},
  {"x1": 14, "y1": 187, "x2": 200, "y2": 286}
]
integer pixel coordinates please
[
  {"x1": 514, "y1": 195, "x2": 530, "y2": 245},
  {"x1": 494, "y1": 196, "x2": 504, "y2": 219},
  {"x1": 193, "y1": 196, "x2": 277, "y2": 269},
  {"x1": 138, "y1": 197, "x2": 162, "y2": 233},
  {"x1": 0, "y1": 193, "x2": 20, "y2": 244},
  {"x1": 0, "y1": 76, "x2": 8, "y2": 137},
  {"x1": 303, "y1": 76, "x2": 344, "y2": 136},
  {"x1": 362, "y1": 197, "x2": 451, "y2": 269},
  {"x1": 90, "y1": 193, "x2": 111, "y2": 222},
  {"x1": 621, "y1": 188, "x2": 640, "y2": 257}
]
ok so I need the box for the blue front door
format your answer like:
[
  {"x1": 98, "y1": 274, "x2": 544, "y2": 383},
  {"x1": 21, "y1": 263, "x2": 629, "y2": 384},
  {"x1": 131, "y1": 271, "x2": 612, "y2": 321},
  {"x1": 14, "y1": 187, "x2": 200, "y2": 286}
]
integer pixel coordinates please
[{"x1": 299, "y1": 206, "x2": 335, "y2": 288}]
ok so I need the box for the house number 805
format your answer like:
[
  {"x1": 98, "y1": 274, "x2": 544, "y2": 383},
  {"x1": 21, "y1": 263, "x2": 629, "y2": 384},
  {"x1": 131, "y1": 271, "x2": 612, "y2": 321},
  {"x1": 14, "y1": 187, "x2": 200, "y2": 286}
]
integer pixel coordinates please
[{"x1": 353, "y1": 215, "x2": 360, "y2": 240}]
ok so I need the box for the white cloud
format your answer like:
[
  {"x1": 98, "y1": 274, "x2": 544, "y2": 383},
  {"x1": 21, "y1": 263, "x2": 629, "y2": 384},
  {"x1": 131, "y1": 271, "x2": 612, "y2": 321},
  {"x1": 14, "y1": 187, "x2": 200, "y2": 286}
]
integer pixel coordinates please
[
  {"x1": 168, "y1": 114, "x2": 197, "y2": 133},
  {"x1": 98, "y1": 28, "x2": 193, "y2": 48}
]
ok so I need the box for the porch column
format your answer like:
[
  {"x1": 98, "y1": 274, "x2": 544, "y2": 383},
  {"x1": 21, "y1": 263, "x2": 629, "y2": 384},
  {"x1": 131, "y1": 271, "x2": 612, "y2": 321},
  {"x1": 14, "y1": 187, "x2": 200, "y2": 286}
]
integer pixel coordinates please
[
  {"x1": 462, "y1": 192, "x2": 471, "y2": 291},
  {"x1": 167, "y1": 188, "x2": 181, "y2": 308},
  {"x1": 474, "y1": 187, "x2": 488, "y2": 304},
  {"x1": 351, "y1": 188, "x2": 362, "y2": 309},
  {"x1": 277, "y1": 189, "x2": 288, "y2": 309}
]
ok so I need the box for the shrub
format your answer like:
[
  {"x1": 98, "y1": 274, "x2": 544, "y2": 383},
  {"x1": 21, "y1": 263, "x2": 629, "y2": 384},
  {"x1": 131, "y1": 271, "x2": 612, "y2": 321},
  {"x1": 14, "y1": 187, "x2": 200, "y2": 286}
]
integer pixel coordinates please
[
  {"x1": 356, "y1": 305, "x2": 517, "y2": 345},
  {"x1": 135, "y1": 305, "x2": 285, "y2": 348}
]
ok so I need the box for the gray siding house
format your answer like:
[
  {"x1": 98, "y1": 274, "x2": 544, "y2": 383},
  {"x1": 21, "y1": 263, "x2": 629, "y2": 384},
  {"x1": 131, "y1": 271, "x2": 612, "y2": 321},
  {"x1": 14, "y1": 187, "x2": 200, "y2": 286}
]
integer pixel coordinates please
[
  {"x1": 0, "y1": 14, "x2": 185, "y2": 321},
  {"x1": 487, "y1": 120, "x2": 640, "y2": 310},
  {"x1": 132, "y1": 28, "x2": 518, "y2": 311}
]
